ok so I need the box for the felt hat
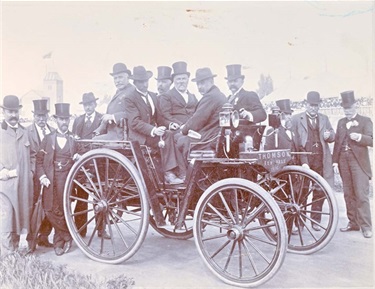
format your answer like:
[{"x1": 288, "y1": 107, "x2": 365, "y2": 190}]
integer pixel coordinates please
[
  {"x1": 32, "y1": 99, "x2": 49, "y2": 114},
  {"x1": 191, "y1": 67, "x2": 217, "y2": 82},
  {"x1": 155, "y1": 66, "x2": 172, "y2": 80},
  {"x1": 306, "y1": 91, "x2": 321, "y2": 104},
  {"x1": 340, "y1": 90, "x2": 356, "y2": 108},
  {"x1": 110, "y1": 63, "x2": 131, "y2": 76},
  {"x1": 171, "y1": 61, "x2": 190, "y2": 78},
  {"x1": 130, "y1": 66, "x2": 153, "y2": 81},
  {"x1": 276, "y1": 99, "x2": 293, "y2": 114},
  {"x1": 225, "y1": 64, "x2": 244, "y2": 81},
  {"x1": 79, "y1": 92, "x2": 99, "y2": 104},
  {"x1": 53, "y1": 103, "x2": 71, "y2": 118},
  {"x1": 1, "y1": 95, "x2": 22, "y2": 110}
]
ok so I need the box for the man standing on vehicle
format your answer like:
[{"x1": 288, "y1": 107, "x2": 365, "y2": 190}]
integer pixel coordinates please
[
  {"x1": 26, "y1": 99, "x2": 54, "y2": 251},
  {"x1": 225, "y1": 64, "x2": 267, "y2": 124},
  {"x1": 94, "y1": 63, "x2": 135, "y2": 140},
  {"x1": 291, "y1": 91, "x2": 335, "y2": 231}
]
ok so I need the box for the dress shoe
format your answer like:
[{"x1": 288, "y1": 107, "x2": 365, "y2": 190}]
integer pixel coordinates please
[
  {"x1": 311, "y1": 223, "x2": 321, "y2": 231},
  {"x1": 340, "y1": 224, "x2": 360, "y2": 232},
  {"x1": 54, "y1": 247, "x2": 64, "y2": 256},
  {"x1": 37, "y1": 236, "x2": 54, "y2": 248},
  {"x1": 63, "y1": 240, "x2": 72, "y2": 253},
  {"x1": 362, "y1": 230, "x2": 372, "y2": 238},
  {"x1": 164, "y1": 171, "x2": 184, "y2": 185},
  {"x1": 98, "y1": 230, "x2": 111, "y2": 239}
]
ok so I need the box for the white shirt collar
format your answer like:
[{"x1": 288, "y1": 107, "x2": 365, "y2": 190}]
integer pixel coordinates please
[
  {"x1": 232, "y1": 86, "x2": 243, "y2": 96},
  {"x1": 5, "y1": 121, "x2": 18, "y2": 129},
  {"x1": 86, "y1": 111, "x2": 96, "y2": 120}
]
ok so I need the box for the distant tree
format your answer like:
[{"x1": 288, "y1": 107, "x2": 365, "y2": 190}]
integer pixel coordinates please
[
  {"x1": 98, "y1": 94, "x2": 111, "y2": 106},
  {"x1": 257, "y1": 74, "x2": 274, "y2": 99}
]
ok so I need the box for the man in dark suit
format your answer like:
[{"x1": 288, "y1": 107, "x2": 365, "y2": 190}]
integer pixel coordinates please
[
  {"x1": 264, "y1": 99, "x2": 299, "y2": 165},
  {"x1": 26, "y1": 99, "x2": 54, "y2": 250},
  {"x1": 159, "y1": 61, "x2": 198, "y2": 130},
  {"x1": 177, "y1": 67, "x2": 227, "y2": 164},
  {"x1": 291, "y1": 91, "x2": 335, "y2": 231},
  {"x1": 94, "y1": 63, "x2": 135, "y2": 140},
  {"x1": 333, "y1": 91, "x2": 372, "y2": 238},
  {"x1": 225, "y1": 64, "x2": 267, "y2": 124},
  {"x1": 155, "y1": 66, "x2": 172, "y2": 95},
  {"x1": 72, "y1": 92, "x2": 108, "y2": 238},
  {"x1": 125, "y1": 66, "x2": 185, "y2": 184},
  {"x1": 37, "y1": 103, "x2": 77, "y2": 256}
]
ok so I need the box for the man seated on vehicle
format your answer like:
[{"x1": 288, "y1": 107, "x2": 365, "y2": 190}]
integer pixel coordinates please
[
  {"x1": 177, "y1": 67, "x2": 227, "y2": 166},
  {"x1": 125, "y1": 66, "x2": 186, "y2": 184}
]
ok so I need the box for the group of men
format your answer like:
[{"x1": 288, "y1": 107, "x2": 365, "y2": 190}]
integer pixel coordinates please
[{"x1": 0, "y1": 61, "x2": 373, "y2": 258}]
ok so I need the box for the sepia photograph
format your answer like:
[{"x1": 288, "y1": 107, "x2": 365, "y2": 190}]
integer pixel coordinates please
[{"x1": 1, "y1": 1, "x2": 373, "y2": 288}]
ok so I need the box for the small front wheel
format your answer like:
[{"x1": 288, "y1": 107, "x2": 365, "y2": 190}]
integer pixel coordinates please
[{"x1": 194, "y1": 178, "x2": 287, "y2": 288}]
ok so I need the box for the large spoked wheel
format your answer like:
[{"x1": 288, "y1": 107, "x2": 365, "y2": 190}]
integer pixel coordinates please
[
  {"x1": 149, "y1": 193, "x2": 194, "y2": 240},
  {"x1": 260, "y1": 165, "x2": 338, "y2": 254},
  {"x1": 194, "y1": 178, "x2": 287, "y2": 288},
  {"x1": 64, "y1": 148, "x2": 149, "y2": 264}
]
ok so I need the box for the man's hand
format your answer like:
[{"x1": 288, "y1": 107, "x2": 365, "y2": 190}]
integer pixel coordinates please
[
  {"x1": 332, "y1": 163, "x2": 339, "y2": 174},
  {"x1": 40, "y1": 176, "x2": 51, "y2": 187},
  {"x1": 169, "y1": 122, "x2": 180, "y2": 130},
  {"x1": 349, "y1": 132, "x2": 361, "y2": 142},
  {"x1": 154, "y1": 126, "x2": 166, "y2": 136},
  {"x1": 0, "y1": 169, "x2": 10, "y2": 181},
  {"x1": 101, "y1": 114, "x2": 115, "y2": 124},
  {"x1": 239, "y1": 109, "x2": 253, "y2": 122},
  {"x1": 323, "y1": 129, "x2": 331, "y2": 140}
]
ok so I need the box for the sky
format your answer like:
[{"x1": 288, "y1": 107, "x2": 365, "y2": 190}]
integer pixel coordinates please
[{"x1": 1, "y1": 1, "x2": 374, "y2": 115}]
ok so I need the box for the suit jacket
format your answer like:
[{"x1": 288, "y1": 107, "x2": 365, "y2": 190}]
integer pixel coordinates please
[
  {"x1": 159, "y1": 87, "x2": 198, "y2": 127},
  {"x1": 332, "y1": 114, "x2": 373, "y2": 178},
  {"x1": 72, "y1": 111, "x2": 103, "y2": 139},
  {"x1": 36, "y1": 130, "x2": 77, "y2": 211},
  {"x1": 27, "y1": 123, "x2": 55, "y2": 174},
  {"x1": 182, "y1": 85, "x2": 227, "y2": 142},
  {"x1": 125, "y1": 90, "x2": 159, "y2": 145},
  {"x1": 229, "y1": 88, "x2": 267, "y2": 123},
  {"x1": 291, "y1": 112, "x2": 335, "y2": 185}
]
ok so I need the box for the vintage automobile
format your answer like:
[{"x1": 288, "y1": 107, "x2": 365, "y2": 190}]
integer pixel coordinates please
[{"x1": 63, "y1": 104, "x2": 338, "y2": 287}]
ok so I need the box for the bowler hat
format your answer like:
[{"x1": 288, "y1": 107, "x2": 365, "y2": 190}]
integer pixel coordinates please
[
  {"x1": 32, "y1": 99, "x2": 49, "y2": 114},
  {"x1": 53, "y1": 103, "x2": 71, "y2": 118},
  {"x1": 340, "y1": 90, "x2": 356, "y2": 108},
  {"x1": 130, "y1": 66, "x2": 153, "y2": 81},
  {"x1": 191, "y1": 68, "x2": 217, "y2": 82},
  {"x1": 155, "y1": 66, "x2": 172, "y2": 80},
  {"x1": 1, "y1": 95, "x2": 22, "y2": 110},
  {"x1": 306, "y1": 91, "x2": 321, "y2": 104},
  {"x1": 79, "y1": 92, "x2": 99, "y2": 105},
  {"x1": 276, "y1": 99, "x2": 293, "y2": 114},
  {"x1": 225, "y1": 64, "x2": 244, "y2": 81},
  {"x1": 171, "y1": 61, "x2": 190, "y2": 79},
  {"x1": 110, "y1": 63, "x2": 131, "y2": 76}
]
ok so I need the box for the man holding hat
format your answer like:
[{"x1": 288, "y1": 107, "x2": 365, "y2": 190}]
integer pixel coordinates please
[
  {"x1": 36, "y1": 103, "x2": 77, "y2": 255},
  {"x1": 332, "y1": 91, "x2": 372, "y2": 238},
  {"x1": 291, "y1": 91, "x2": 335, "y2": 231},
  {"x1": 125, "y1": 66, "x2": 185, "y2": 184},
  {"x1": 72, "y1": 92, "x2": 108, "y2": 238},
  {"x1": 177, "y1": 67, "x2": 227, "y2": 165},
  {"x1": 225, "y1": 64, "x2": 266, "y2": 123},
  {"x1": 159, "y1": 61, "x2": 198, "y2": 131},
  {"x1": 0, "y1": 95, "x2": 33, "y2": 256},
  {"x1": 26, "y1": 99, "x2": 54, "y2": 250},
  {"x1": 94, "y1": 63, "x2": 135, "y2": 140}
]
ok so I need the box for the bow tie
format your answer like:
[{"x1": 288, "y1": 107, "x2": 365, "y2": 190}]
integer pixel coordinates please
[{"x1": 56, "y1": 132, "x2": 68, "y2": 138}]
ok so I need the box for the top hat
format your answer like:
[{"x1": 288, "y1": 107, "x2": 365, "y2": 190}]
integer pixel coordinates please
[
  {"x1": 225, "y1": 64, "x2": 244, "y2": 81},
  {"x1": 32, "y1": 99, "x2": 49, "y2": 114},
  {"x1": 53, "y1": 103, "x2": 71, "y2": 118},
  {"x1": 306, "y1": 91, "x2": 321, "y2": 104},
  {"x1": 276, "y1": 99, "x2": 293, "y2": 114},
  {"x1": 110, "y1": 63, "x2": 131, "y2": 76},
  {"x1": 155, "y1": 66, "x2": 172, "y2": 80},
  {"x1": 171, "y1": 61, "x2": 190, "y2": 78},
  {"x1": 79, "y1": 92, "x2": 99, "y2": 105},
  {"x1": 1, "y1": 95, "x2": 22, "y2": 110},
  {"x1": 191, "y1": 67, "x2": 217, "y2": 82},
  {"x1": 130, "y1": 66, "x2": 153, "y2": 81},
  {"x1": 340, "y1": 90, "x2": 356, "y2": 108}
]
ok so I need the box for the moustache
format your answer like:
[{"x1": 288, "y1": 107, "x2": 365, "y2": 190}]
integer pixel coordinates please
[{"x1": 9, "y1": 117, "x2": 19, "y2": 121}]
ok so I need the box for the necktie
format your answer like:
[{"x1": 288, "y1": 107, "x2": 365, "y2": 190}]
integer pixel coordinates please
[
  {"x1": 142, "y1": 94, "x2": 152, "y2": 114},
  {"x1": 228, "y1": 94, "x2": 236, "y2": 104},
  {"x1": 42, "y1": 127, "x2": 47, "y2": 136},
  {"x1": 86, "y1": 115, "x2": 92, "y2": 127}
]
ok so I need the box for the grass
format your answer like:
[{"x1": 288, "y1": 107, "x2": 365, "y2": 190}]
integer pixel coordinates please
[{"x1": 0, "y1": 252, "x2": 134, "y2": 289}]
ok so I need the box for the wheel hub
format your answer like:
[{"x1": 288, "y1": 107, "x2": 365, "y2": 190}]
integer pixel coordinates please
[
  {"x1": 227, "y1": 226, "x2": 244, "y2": 241},
  {"x1": 94, "y1": 200, "x2": 108, "y2": 213}
]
